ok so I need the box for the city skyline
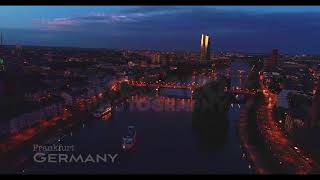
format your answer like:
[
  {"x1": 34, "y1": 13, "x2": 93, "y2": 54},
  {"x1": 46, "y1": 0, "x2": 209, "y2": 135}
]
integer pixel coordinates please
[
  {"x1": 200, "y1": 34, "x2": 211, "y2": 61},
  {"x1": 2, "y1": 6, "x2": 320, "y2": 54}
]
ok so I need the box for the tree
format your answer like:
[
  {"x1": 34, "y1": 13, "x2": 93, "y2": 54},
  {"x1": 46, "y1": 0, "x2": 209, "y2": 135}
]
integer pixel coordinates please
[
  {"x1": 119, "y1": 82, "x2": 132, "y2": 95},
  {"x1": 192, "y1": 78, "x2": 230, "y2": 149}
]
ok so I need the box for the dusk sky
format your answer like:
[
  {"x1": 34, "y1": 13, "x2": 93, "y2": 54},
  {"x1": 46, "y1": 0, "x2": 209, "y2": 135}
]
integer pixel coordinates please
[{"x1": 1, "y1": 6, "x2": 320, "y2": 54}]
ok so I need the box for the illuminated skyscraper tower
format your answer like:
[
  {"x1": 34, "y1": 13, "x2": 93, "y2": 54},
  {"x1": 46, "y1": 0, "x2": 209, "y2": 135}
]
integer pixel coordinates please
[{"x1": 200, "y1": 34, "x2": 210, "y2": 62}]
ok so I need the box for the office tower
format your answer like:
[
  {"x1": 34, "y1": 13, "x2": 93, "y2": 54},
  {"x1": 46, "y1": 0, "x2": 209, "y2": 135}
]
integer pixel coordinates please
[
  {"x1": 264, "y1": 49, "x2": 279, "y2": 69},
  {"x1": 200, "y1": 34, "x2": 210, "y2": 62},
  {"x1": 151, "y1": 52, "x2": 161, "y2": 64},
  {"x1": 271, "y1": 49, "x2": 278, "y2": 66}
]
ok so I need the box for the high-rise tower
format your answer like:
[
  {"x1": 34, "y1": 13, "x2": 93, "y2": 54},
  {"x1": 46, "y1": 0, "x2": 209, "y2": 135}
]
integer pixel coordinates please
[
  {"x1": 271, "y1": 49, "x2": 278, "y2": 66},
  {"x1": 200, "y1": 34, "x2": 210, "y2": 62},
  {"x1": 264, "y1": 49, "x2": 279, "y2": 70}
]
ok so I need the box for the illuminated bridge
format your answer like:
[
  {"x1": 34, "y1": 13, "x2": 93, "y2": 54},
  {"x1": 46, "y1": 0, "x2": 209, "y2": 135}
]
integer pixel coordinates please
[{"x1": 124, "y1": 80, "x2": 256, "y2": 95}]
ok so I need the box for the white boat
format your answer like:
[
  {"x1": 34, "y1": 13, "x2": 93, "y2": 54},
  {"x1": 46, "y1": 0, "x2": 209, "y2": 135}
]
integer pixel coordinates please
[{"x1": 122, "y1": 126, "x2": 137, "y2": 151}]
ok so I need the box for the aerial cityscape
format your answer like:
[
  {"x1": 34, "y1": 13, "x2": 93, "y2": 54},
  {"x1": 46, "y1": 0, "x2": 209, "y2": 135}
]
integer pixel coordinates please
[{"x1": 0, "y1": 6, "x2": 320, "y2": 174}]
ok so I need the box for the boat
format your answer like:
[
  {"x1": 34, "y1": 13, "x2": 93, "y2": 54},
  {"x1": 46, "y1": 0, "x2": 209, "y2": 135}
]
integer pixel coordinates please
[
  {"x1": 122, "y1": 126, "x2": 137, "y2": 151},
  {"x1": 92, "y1": 103, "x2": 112, "y2": 118}
]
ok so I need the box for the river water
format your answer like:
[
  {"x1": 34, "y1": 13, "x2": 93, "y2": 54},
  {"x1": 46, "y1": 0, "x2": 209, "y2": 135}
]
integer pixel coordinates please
[{"x1": 20, "y1": 61, "x2": 252, "y2": 174}]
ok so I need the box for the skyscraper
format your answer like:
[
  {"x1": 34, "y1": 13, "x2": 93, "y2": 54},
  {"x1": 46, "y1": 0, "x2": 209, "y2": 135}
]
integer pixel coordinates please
[
  {"x1": 271, "y1": 49, "x2": 278, "y2": 65},
  {"x1": 200, "y1": 34, "x2": 210, "y2": 62},
  {"x1": 264, "y1": 49, "x2": 279, "y2": 69},
  {"x1": 151, "y1": 52, "x2": 161, "y2": 64}
]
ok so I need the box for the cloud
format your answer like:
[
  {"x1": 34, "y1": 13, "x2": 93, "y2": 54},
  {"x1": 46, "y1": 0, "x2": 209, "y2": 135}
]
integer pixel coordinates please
[
  {"x1": 32, "y1": 17, "x2": 78, "y2": 31},
  {"x1": 22, "y1": 6, "x2": 320, "y2": 53},
  {"x1": 74, "y1": 7, "x2": 320, "y2": 34},
  {"x1": 31, "y1": 6, "x2": 199, "y2": 30}
]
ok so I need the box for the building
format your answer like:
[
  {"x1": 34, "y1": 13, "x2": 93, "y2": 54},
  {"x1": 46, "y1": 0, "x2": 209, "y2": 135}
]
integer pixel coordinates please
[
  {"x1": 0, "y1": 58, "x2": 5, "y2": 72},
  {"x1": 275, "y1": 89, "x2": 314, "y2": 131},
  {"x1": 271, "y1": 49, "x2": 278, "y2": 65},
  {"x1": 264, "y1": 49, "x2": 278, "y2": 69},
  {"x1": 276, "y1": 89, "x2": 297, "y2": 109},
  {"x1": 311, "y1": 79, "x2": 320, "y2": 127},
  {"x1": 284, "y1": 110, "x2": 306, "y2": 134},
  {"x1": 151, "y1": 52, "x2": 161, "y2": 64},
  {"x1": 200, "y1": 34, "x2": 210, "y2": 62},
  {"x1": 0, "y1": 33, "x2": 5, "y2": 72},
  {"x1": 11, "y1": 44, "x2": 22, "y2": 56},
  {"x1": 0, "y1": 32, "x2": 3, "y2": 59}
]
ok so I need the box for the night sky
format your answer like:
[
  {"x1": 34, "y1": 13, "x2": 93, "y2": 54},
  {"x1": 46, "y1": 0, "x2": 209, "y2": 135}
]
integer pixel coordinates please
[{"x1": 1, "y1": 6, "x2": 320, "y2": 54}]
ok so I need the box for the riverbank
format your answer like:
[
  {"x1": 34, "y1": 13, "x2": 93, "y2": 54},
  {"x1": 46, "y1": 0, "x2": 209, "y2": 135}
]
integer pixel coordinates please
[
  {"x1": 0, "y1": 84, "x2": 145, "y2": 173},
  {"x1": 237, "y1": 96, "x2": 276, "y2": 174}
]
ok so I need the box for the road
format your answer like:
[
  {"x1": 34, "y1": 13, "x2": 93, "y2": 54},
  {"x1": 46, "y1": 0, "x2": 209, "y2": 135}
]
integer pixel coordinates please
[{"x1": 256, "y1": 76, "x2": 318, "y2": 174}]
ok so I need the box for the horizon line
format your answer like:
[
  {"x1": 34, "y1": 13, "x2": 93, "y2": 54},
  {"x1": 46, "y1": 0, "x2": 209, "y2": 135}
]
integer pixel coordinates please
[{"x1": 2, "y1": 44, "x2": 320, "y2": 57}]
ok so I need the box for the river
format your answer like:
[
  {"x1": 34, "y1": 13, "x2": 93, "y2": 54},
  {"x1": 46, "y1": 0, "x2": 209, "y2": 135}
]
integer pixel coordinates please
[{"x1": 18, "y1": 61, "x2": 252, "y2": 174}]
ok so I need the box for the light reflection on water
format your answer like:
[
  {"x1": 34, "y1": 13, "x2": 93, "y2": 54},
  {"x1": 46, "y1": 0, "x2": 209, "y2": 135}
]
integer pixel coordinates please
[{"x1": 115, "y1": 95, "x2": 194, "y2": 113}]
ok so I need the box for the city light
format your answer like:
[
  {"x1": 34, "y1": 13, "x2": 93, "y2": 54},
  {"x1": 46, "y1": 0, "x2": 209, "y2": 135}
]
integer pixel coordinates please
[{"x1": 0, "y1": 6, "x2": 319, "y2": 175}]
